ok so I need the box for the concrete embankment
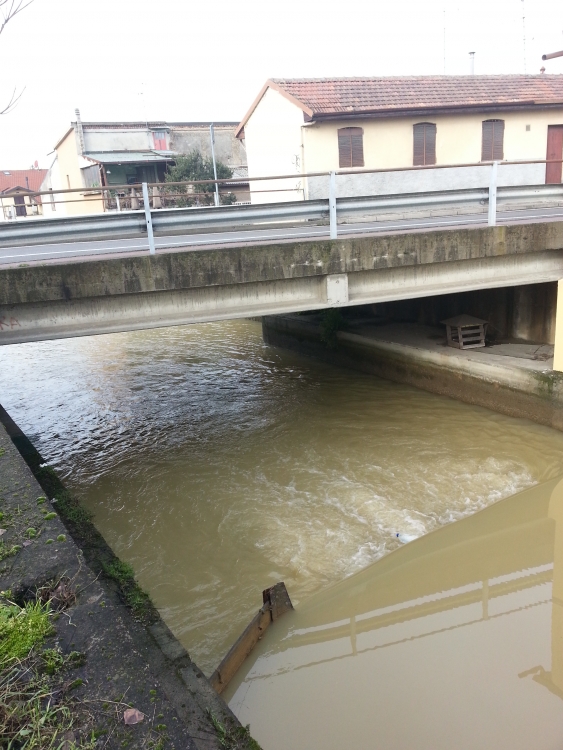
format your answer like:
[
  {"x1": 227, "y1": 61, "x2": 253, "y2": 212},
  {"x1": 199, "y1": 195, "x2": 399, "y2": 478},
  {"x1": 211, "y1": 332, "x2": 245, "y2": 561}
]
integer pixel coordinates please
[
  {"x1": 262, "y1": 314, "x2": 563, "y2": 431},
  {"x1": 0, "y1": 405, "x2": 258, "y2": 750}
]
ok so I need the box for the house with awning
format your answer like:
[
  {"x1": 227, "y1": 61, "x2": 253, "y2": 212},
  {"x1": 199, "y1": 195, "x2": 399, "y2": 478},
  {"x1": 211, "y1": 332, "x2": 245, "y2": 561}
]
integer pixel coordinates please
[
  {"x1": 235, "y1": 75, "x2": 563, "y2": 202},
  {"x1": 43, "y1": 111, "x2": 248, "y2": 216}
]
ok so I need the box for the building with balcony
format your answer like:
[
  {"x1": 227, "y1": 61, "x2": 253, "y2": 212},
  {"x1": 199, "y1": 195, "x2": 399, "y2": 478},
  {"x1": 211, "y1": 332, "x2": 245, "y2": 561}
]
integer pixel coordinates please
[{"x1": 43, "y1": 111, "x2": 248, "y2": 216}]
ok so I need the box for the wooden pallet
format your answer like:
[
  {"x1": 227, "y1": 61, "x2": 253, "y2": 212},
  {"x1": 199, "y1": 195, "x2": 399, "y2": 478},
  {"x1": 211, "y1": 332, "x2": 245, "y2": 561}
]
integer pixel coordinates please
[{"x1": 442, "y1": 314, "x2": 488, "y2": 350}]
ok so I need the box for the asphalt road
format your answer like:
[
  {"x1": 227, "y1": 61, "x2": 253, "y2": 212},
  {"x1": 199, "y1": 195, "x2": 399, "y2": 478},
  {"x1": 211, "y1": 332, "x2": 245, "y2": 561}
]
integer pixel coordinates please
[{"x1": 2, "y1": 205, "x2": 563, "y2": 266}]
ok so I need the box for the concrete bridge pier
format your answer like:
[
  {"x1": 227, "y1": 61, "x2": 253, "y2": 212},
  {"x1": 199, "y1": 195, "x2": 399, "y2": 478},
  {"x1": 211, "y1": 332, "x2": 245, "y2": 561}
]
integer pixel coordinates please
[{"x1": 555, "y1": 280, "x2": 563, "y2": 374}]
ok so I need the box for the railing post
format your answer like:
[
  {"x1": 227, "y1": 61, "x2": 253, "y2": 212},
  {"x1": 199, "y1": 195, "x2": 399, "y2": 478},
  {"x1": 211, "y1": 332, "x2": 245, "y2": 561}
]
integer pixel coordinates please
[
  {"x1": 329, "y1": 171, "x2": 337, "y2": 239},
  {"x1": 488, "y1": 161, "x2": 498, "y2": 227},
  {"x1": 142, "y1": 182, "x2": 156, "y2": 255}
]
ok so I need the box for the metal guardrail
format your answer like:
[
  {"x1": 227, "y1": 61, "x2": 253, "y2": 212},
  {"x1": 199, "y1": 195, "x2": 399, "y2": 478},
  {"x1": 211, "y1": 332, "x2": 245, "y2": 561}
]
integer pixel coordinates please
[{"x1": 2, "y1": 163, "x2": 563, "y2": 252}]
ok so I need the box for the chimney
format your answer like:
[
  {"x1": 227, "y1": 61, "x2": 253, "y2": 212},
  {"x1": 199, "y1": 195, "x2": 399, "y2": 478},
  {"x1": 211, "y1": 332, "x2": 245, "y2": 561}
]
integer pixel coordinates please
[
  {"x1": 469, "y1": 52, "x2": 475, "y2": 75},
  {"x1": 75, "y1": 108, "x2": 85, "y2": 156}
]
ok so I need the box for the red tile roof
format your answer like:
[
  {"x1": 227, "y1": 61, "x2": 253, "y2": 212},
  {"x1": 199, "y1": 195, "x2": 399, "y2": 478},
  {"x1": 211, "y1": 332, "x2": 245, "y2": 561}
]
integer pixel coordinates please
[
  {"x1": 236, "y1": 75, "x2": 563, "y2": 135},
  {"x1": 272, "y1": 75, "x2": 563, "y2": 114},
  {"x1": 0, "y1": 169, "x2": 47, "y2": 194}
]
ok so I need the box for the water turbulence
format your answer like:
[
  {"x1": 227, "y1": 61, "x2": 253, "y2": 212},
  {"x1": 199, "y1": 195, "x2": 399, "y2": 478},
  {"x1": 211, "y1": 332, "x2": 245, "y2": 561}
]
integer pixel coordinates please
[{"x1": 1, "y1": 320, "x2": 563, "y2": 675}]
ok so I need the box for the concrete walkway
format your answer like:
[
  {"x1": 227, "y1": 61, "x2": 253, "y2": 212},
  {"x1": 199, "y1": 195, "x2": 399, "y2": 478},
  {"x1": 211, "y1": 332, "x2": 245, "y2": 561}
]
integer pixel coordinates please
[{"x1": 348, "y1": 321, "x2": 554, "y2": 373}]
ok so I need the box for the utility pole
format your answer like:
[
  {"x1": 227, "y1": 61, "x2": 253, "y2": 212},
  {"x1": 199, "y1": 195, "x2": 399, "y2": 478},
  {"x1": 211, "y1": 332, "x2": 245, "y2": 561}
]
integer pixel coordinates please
[{"x1": 209, "y1": 123, "x2": 220, "y2": 207}]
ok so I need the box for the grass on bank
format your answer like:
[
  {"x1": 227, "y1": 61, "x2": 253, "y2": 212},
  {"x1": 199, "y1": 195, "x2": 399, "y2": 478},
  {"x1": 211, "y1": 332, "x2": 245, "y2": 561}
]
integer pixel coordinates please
[
  {"x1": 0, "y1": 593, "x2": 93, "y2": 749},
  {"x1": 36, "y1": 466, "x2": 156, "y2": 624}
]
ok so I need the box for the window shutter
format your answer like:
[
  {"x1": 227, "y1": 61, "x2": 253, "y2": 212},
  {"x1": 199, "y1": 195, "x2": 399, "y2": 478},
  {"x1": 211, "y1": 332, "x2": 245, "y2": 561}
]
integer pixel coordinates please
[
  {"x1": 350, "y1": 131, "x2": 364, "y2": 167},
  {"x1": 338, "y1": 127, "x2": 364, "y2": 168},
  {"x1": 412, "y1": 122, "x2": 436, "y2": 167},
  {"x1": 482, "y1": 120, "x2": 504, "y2": 161},
  {"x1": 492, "y1": 120, "x2": 504, "y2": 160},
  {"x1": 413, "y1": 123, "x2": 436, "y2": 166},
  {"x1": 425, "y1": 124, "x2": 436, "y2": 165},
  {"x1": 338, "y1": 131, "x2": 352, "y2": 168},
  {"x1": 413, "y1": 124, "x2": 425, "y2": 165}
]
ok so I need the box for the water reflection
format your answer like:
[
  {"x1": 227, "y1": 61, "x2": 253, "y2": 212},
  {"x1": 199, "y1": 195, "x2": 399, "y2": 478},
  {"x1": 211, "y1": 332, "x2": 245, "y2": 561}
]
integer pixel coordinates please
[
  {"x1": 519, "y1": 480, "x2": 563, "y2": 700},
  {"x1": 227, "y1": 477, "x2": 563, "y2": 750}
]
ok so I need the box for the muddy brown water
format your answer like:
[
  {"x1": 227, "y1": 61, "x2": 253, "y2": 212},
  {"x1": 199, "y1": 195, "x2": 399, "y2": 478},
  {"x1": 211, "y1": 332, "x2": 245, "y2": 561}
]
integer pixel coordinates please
[
  {"x1": 1, "y1": 319, "x2": 563, "y2": 683},
  {"x1": 225, "y1": 476, "x2": 563, "y2": 750}
]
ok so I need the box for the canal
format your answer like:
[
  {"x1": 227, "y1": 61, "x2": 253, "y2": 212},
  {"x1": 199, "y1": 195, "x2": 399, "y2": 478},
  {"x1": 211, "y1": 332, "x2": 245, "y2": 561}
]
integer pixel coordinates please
[{"x1": 1, "y1": 319, "x2": 563, "y2": 676}]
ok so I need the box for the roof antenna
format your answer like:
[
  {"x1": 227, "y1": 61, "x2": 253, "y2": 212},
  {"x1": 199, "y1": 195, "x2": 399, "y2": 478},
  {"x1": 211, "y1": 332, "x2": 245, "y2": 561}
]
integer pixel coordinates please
[
  {"x1": 443, "y1": 9, "x2": 446, "y2": 74},
  {"x1": 521, "y1": 0, "x2": 527, "y2": 73},
  {"x1": 469, "y1": 51, "x2": 475, "y2": 75},
  {"x1": 75, "y1": 108, "x2": 84, "y2": 156}
]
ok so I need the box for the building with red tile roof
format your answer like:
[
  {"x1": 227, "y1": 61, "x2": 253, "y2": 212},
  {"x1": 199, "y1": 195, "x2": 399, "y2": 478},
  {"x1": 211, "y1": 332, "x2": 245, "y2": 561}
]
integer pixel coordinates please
[
  {"x1": 236, "y1": 75, "x2": 563, "y2": 204},
  {"x1": 0, "y1": 168, "x2": 47, "y2": 194},
  {"x1": 0, "y1": 168, "x2": 48, "y2": 220}
]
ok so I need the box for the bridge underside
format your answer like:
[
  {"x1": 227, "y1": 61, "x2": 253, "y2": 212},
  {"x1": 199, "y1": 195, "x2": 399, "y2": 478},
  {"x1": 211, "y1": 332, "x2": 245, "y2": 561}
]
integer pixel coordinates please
[
  {"x1": 0, "y1": 251, "x2": 561, "y2": 345},
  {"x1": 0, "y1": 221, "x2": 562, "y2": 349}
]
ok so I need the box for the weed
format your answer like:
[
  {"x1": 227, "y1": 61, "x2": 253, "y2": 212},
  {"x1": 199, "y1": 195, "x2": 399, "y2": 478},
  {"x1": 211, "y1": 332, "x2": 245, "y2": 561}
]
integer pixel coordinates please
[
  {"x1": 208, "y1": 711, "x2": 262, "y2": 750},
  {"x1": 0, "y1": 542, "x2": 21, "y2": 561},
  {"x1": 44, "y1": 512, "x2": 57, "y2": 521},
  {"x1": 36, "y1": 496, "x2": 46, "y2": 504},
  {"x1": 26, "y1": 527, "x2": 37, "y2": 538},
  {"x1": 103, "y1": 559, "x2": 154, "y2": 621},
  {"x1": 57, "y1": 534, "x2": 66, "y2": 542},
  {"x1": 104, "y1": 560, "x2": 135, "y2": 585},
  {"x1": 36, "y1": 576, "x2": 77, "y2": 611},
  {"x1": 0, "y1": 448, "x2": 5, "y2": 457},
  {"x1": 40, "y1": 647, "x2": 65, "y2": 675},
  {"x1": 0, "y1": 599, "x2": 52, "y2": 666}
]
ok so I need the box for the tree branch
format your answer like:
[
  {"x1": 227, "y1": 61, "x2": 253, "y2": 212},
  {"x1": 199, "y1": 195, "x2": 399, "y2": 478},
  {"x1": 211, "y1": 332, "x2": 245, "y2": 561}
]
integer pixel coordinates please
[
  {"x1": 0, "y1": 0, "x2": 34, "y2": 37},
  {"x1": 0, "y1": 85, "x2": 24, "y2": 115},
  {"x1": 0, "y1": 0, "x2": 33, "y2": 114}
]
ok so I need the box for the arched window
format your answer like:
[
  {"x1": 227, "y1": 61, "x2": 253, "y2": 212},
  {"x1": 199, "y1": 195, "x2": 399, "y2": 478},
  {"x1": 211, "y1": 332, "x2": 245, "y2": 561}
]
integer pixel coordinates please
[
  {"x1": 481, "y1": 120, "x2": 504, "y2": 161},
  {"x1": 338, "y1": 127, "x2": 364, "y2": 168},
  {"x1": 413, "y1": 123, "x2": 437, "y2": 166}
]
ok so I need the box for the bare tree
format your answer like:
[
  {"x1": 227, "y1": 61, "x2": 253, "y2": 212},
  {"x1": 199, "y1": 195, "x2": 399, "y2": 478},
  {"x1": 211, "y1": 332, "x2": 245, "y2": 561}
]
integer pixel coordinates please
[{"x1": 0, "y1": 0, "x2": 34, "y2": 115}]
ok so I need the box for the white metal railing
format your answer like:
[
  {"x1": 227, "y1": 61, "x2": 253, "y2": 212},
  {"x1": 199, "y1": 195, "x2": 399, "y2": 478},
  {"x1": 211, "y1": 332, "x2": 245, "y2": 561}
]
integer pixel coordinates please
[{"x1": 2, "y1": 159, "x2": 563, "y2": 252}]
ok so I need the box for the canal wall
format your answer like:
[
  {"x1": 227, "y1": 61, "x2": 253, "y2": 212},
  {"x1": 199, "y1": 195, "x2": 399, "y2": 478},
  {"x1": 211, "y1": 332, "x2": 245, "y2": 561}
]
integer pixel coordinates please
[
  {"x1": 262, "y1": 314, "x2": 563, "y2": 432},
  {"x1": 0, "y1": 404, "x2": 258, "y2": 750}
]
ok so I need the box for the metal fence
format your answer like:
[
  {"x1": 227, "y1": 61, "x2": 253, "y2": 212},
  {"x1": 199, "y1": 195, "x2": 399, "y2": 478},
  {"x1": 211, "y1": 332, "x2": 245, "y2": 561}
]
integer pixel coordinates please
[{"x1": 1, "y1": 159, "x2": 563, "y2": 253}]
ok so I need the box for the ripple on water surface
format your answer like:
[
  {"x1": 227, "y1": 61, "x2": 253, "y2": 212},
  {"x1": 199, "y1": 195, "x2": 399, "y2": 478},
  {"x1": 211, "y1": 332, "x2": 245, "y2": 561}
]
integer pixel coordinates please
[{"x1": 1, "y1": 320, "x2": 563, "y2": 673}]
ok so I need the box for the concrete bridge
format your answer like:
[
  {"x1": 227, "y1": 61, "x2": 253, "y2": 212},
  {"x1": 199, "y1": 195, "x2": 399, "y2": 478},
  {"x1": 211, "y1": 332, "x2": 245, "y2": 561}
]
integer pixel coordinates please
[{"x1": 0, "y1": 219, "x2": 563, "y2": 369}]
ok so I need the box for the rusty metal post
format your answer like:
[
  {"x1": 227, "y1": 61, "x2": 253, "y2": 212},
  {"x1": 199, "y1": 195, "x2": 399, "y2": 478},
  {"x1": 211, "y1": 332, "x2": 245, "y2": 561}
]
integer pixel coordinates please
[{"x1": 210, "y1": 582, "x2": 293, "y2": 694}]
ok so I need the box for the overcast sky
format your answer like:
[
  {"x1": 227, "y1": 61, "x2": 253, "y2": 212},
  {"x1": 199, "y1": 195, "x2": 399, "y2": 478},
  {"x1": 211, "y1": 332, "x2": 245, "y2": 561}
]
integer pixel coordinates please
[{"x1": 1, "y1": 0, "x2": 563, "y2": 169}]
